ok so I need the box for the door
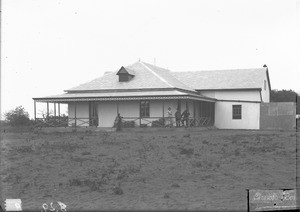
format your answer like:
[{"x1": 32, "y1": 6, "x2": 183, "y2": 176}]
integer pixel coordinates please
[{"x1": 89, "y1": 102, "x2": 99, "y2": 126}]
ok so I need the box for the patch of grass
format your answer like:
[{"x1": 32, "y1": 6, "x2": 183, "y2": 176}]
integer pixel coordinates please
[
  {"x1": 14, "y1": 146, "x2": 34, "y2": 154},
  {"x1": 171, "y1": 183, "x2": 180, "y2": 188},
  {"x1": 183, "y1": 134, "x2": 190, "y2": 138},
  {"x1": 179, "y1": 147, "x2": 194, "y2": 156},
  {"x1": 47, "y1": 142, "x2": 87, "y2": 152},
  {"x1": 81, "y1": 151, "x2": 91, "y2": 155},
  {"x1": 247, "y1": 144, "x2": 279, "y2": 154},
  {"x1": 163, "y1": 193, "x2": 170, "y2": 198},
  {"x1": 69, "y1": 178, "x2": 104, "y2": 192},
  {"x1": 234, "y1": 148, "x2": 241, "y2": 156},
  {"x1": 191, "y1": 161, "x2": 202, "y2": 168},
  {"x1": 191, "y1": 158, "x2": 220, "y2": 171},
  {"x1": 202, "y1": 140, "x2": 209, "y2": 145},
  {"x1": 112, "y1": 185, "x2": 123, "y2": 195},
  {"x1": 116, "y1": 169, "x2": 129, "y2": 180}
]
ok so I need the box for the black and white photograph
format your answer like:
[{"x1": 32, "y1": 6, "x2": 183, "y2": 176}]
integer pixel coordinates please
[{"x1": 1, "y1": 0, "x2": 299, "y2": 211}]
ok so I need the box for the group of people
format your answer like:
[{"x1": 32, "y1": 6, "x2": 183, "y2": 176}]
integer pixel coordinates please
[
  {"x1": 167, "y1": 107, "x2": 190, "y2": 127},
  {"x1": 114, "y1": 107, "x2": 190, "y2": 131}
]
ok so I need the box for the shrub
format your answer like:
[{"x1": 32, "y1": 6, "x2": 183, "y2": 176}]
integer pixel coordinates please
[
  {"x1": 123, "y1": 121, "x2": 135, "y2": 128},
  {"x1": 4, "y1": 106, "x2": 31, "y2": 126},
  {"x1": 151, "y1": 118, "x2": 165, "y2": 127}
]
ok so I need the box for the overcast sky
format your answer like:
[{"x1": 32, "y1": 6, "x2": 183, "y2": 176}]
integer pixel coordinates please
[{"x1": 1, "y1": 0, "x2": 300, "y2": 119}]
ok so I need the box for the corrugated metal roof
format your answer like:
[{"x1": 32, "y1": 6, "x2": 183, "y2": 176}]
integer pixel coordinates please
[
  {"x1": 36, "y1": 90, "x2": 188, "y2": 98},
  {"x1": 33, "y1": 90, "x2": 215, "y2": 102},
  {"x1": 66, "y1": 61, "x2": 195, "y2": 92},
  {"x1": 172, "y1": 68, "x2": 268, "y2": 90},
  {"x1": 34, "y1": 62, "x2": 270, "y2": 102}
]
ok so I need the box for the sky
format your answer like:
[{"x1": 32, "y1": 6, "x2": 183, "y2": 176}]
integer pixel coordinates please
[{"x1": 1, "y1": 0, "x2": 300, "y2": 119}]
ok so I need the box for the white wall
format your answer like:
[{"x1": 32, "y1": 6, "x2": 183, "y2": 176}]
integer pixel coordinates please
[
  {"x1": 215, "y1": 101, "x2": 260, "y2": 129},
  {"x1": 118, "y1": 101, "x2": 140, "y2": 126},
  {"x1": 261, "y1": 76, "x2": 270, "y2": 102},
  {"x1": 200, "y1": 90, "x2": 261, "y2": 102},
  {"x1": 97, "y1": 100, "x2": 183, "y2": 127},
  {"x1": 118, "y1": 101, "x2": 139, "y2": 117},
  {"x1": 97, "y1": 101, "x2": 118, "y2": 127},
  {"x1": 150, "y1": 100, "x2": 163, "y2": 117},
  {"x1": 68, "y1": 102, "x2": 90, "y2": 126}
]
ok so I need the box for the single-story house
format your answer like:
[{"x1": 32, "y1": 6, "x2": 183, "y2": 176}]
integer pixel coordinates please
[{"x1": 33, "y1": 61, "x2": 271, "y2": 129}]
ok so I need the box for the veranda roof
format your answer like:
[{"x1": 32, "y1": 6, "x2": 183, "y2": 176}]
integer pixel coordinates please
[{"x1": 33, "y1": 90, "x2": 216, "y2": 103}]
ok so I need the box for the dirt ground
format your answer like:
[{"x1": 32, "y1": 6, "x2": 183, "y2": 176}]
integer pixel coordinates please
[{"x1": 0, "y1": 128, "x2": 298, "y2": 211}]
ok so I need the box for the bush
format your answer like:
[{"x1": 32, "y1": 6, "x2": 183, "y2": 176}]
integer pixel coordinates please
[
  {"x1": 151, "y1": 118, "x2": 165, "y2": 127},
  {"x1": 123, "y1": 121, "x2": 135, "y2": 128},
  {"x1": 4, "y1": 106, "x2": 31, "y2": 126}
]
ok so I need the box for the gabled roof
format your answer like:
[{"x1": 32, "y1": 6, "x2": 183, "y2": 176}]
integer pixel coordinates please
[
  {"x1": 172, "y1": 68, "x2": 270, "y2": 90},
  {"x1": 117, "y1": 66, "x2": 135, "y2": 76},
  {"x1": 34, "y1": 61, "x2": 271, "y2": 102},
  {"x1": 66, "y1": 61, "x2": 195, "y2": 92}
]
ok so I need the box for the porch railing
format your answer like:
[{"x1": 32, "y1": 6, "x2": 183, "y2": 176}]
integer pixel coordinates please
[
  {"x1": 34, "y1": 116, "x2": 212, "y2": 128},
  {"x1": 34, "y1": 116, "x2": 98, "y2": 128},
  {"x1": 120, "y1": 116, "x2": 212, "y2": 128}
]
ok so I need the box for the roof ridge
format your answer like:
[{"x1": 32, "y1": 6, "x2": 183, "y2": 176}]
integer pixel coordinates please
[
  {"x1": 174, "y1": 67, "x2": 266, "y2": 73},
  {"x1": 139, "y1": 61, "x2": 174, "y2": 88},
  {"x1": 140, "y1": 61, "x2": 197, "y2": 91}
]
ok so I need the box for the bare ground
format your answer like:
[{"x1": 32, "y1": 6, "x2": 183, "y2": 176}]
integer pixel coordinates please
[{"x1": 0, "y1": 129, "x2": 297, "y2": 211}]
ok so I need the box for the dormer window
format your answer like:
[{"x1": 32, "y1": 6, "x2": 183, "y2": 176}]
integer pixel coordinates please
[{"x1": 116, "y1": 66, "x2": 135, "y2": 82}]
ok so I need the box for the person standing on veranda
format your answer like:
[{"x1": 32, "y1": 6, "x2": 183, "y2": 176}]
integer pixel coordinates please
[
  {"x1": 181, "y1": 109, "x2": 190, "y2": 127},
  {"x1": 175, "y1": 108, "x2": 181, "y2": 127},
  {"x1": 167, "y1": 107, "x2": 173, "y2": 128}
]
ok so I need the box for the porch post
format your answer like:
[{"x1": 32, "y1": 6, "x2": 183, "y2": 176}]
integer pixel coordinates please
[
  {"x1": 193, "y1": 100, "x2": 196, "y2": 119},
  {"x1": 186, "y1": 99, "x2": 188, "y2": 111},
  {"x1": 139, "y1": 101, "x2": 141, "y2": 127},
  {"x1": 54, "y1": 103, "x2": 56, "y2": 117},
  {"x1": 58, "y1": 103, "x2": 60, "y2": 126},
  {"x1": 209, "y1": 102, "x2": 211, "y2": 119},
  {"x1": 46, "y1": 102, "x2": 49, "y2": 117},
  {"x1": 58, "y1": 103, "x2": 60, "y2": 117},
  {"x1": 34, "y1": 100, "x2": 36, "y2": 121},
  {"x1": 199, "y1": 101, "x2": 202, "y2": 117},
  {"x1": 162, "y1": 100, "x2": 165, "y2": 127},
  {"x1": 74, "y1": 102, "x2": 77, "y2": 128}
]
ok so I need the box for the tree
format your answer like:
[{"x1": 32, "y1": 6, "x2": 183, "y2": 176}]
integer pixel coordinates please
[
  {"x1": 4, "y1": 106, "x2": 31, "y2": 126},
  {"x1": 270, "y1": 89, "x2": 300, "y2": 114}
]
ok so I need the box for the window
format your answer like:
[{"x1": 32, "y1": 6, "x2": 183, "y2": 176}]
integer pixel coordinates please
[
  {"x1": 119, "y1": 74, "x2": 129, "y2": 82},
  {"x1": 264, "y1": 80, "x2": 266, "y2": 90},
  {"x1": 232, "y1": 105, "x2": 242, "y2": 119},
  {"x1": 117, "y1": 67, "x2": 135, "y2": 82},
  {"x1": 140, "y1": 100, "x2": 150, "y2": 118}
]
